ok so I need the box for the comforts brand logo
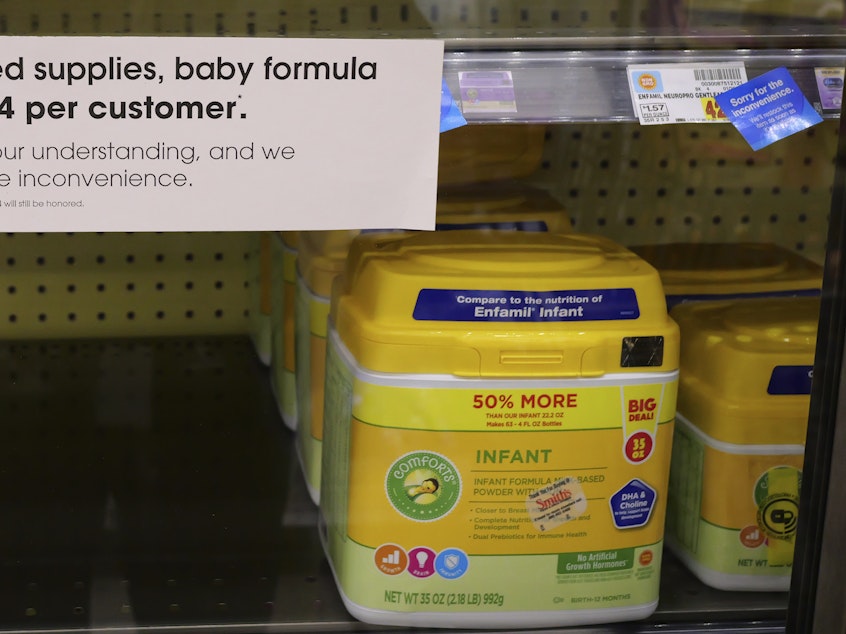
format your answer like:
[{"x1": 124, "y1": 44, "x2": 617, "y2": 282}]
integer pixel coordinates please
[{"x1": 386, "y1": 451, "x2": 462, "y2": 522}]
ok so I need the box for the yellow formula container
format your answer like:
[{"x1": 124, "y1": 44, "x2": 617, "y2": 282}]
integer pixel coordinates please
[
  {"x1": 320, "y1": 231, "x2": 680, "y2": 628},
  {"x1": 629, "y1": 242, "x2": 822, "y2": 310},
  {"x1": 435, "y1": 183, "x2": 570, "y2": 233},
  {"x1": 666, "y1": 297, "x2": 817, "y2": 591},
  {"x1": 294, "y1": 188, "x2": 569, "y2": 503},
  {"x1": 295, "y1": 230, "x2": 361, "y2": 503},
  {"x1": 271, "y1": 231, "x2": 300, "y2": 431},
  {"x1": 438, "y1": 125, "x2": 546, "y2": 185},
  {"x1": 248, "y1": 231, "x2": 274, "y2": 365}
]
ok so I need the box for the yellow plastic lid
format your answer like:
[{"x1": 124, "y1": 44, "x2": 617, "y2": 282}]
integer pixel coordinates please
[
  {"x1": 297, "y1": 187, "x2": 571, "y2": 298},
  {"x1": 671, "y1": 296, "x2": 818, "y2": 445},
  {"x1": 435, "y1": 183, "x2": 570, "y2": 234},
  {"x1": 297, "y1": 230, "x2": 360, "y2": 297},
  {"x1": 438, "y1": 124, "x2": 546, "y2": 185},
  {"x1": 629, "y1": 243, "x2": 822, "y2": 305},
  {"x1": 331, "y1": 231, "x2": 679, "y2": 378}
]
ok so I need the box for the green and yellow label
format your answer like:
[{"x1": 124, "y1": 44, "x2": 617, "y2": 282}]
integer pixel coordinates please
[
  {"x1": 386, "y1": 451, "x2": 462, "y2": 522},
  {"x1": 667, "y1": 416, "x2": 803, "y2": 579},
  {"x1": 322, "y1": 334, "x2": 678, "y2": 615}
]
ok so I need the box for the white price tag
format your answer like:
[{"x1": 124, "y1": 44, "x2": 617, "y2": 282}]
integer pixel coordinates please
[{"x1": 627, "y1": 62, "x2": 748, "y2": 125}]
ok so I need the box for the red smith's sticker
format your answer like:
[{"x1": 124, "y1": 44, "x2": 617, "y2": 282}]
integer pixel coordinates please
[{"x1": 526, "y1": 476, "x2": 588, "y2": 532}]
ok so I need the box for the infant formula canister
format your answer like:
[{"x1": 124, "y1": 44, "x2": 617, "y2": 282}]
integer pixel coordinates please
[
  {"x1": 320, "y1": 231, "x2": 680, "y2": 628},
  {"x1": 248, "y1": 232, "x2": 273, "y2": 365},
  {"x1": 295, "y1": 191, "x2": 569, "y2": 503},
  {"x1": 271, "y1": 232, "x2": 300, "y2": 431},
  {"x1": 629, "y1": 242, "x2": 821, "y2": 309},
  {"x1": 435, "y1": 183, "x2": 570, "y2": 233},
  {"x1": 295, "y1": 230, "x2": 360, "y2": 503},
  {"x1": 438, "y1": 125, "x2": 546, "y2": 185},
  {"x1": 666, "y1": 297, "x2": 817, "y2": 591}
]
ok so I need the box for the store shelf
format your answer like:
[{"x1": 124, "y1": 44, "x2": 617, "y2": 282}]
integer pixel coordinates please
[
  {"x1": 0, "y1": 336, "x2": 787, "y2": 633},
  {"x1": 1, "y1": 0, "x2": 843, "y2": 125},
  {"x1": 443, "y1": 46, "x2": 846, "y2": 123}
]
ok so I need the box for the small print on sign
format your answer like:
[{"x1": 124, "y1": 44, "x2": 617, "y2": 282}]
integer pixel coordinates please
[{"x1": 0, "y1": 36, "x2": 444, "y2": 232}]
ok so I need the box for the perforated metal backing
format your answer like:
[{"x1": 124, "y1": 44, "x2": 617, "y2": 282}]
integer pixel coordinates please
[
  {"x1": 0, "y1": 1, "x2": 649, "y2": 36},
  {"x1": 1, "y1": 0, "x2": 835, "y2": 38},
  {"x1": 0, "y1": 337, "x2": 297, "y2": 629},
  {"x1": 533, "y1": 120, "x2": 837, "y2": 264},
  {"x1": 1, "y1": 118, "x2": 834, "y2": 340},
  {"x1": 0, "y1": 232, "x2": 251, "y2": 338}
]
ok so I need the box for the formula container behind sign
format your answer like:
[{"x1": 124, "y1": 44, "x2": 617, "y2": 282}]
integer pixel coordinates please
[
  {"x1": 438, "y1": 125, "x2": 546, "y2": 185},
  {"x1": 435, "y1": 183, "x2": 570, "y2": 233},
  {"x1": 666, "y1": 297, "x2": 817, "y2": 591},
  {"x1": 271, "y1": 232, "x2": 300, "y2": 431},
  {"x1": 295, "y1": 230, "x2": 360, "y2": 503},
  {"x1": 248, "y1": 232, "x2": 273, "y2": 364},
  {"x1": 629, "y1": 242, "x2": 822, "y2": 309},
  {"x1": 320, "y1": 231, "x2": 680, "y2": 629}
]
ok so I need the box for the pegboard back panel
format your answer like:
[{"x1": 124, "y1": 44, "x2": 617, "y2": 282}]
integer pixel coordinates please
[
  {"x1": 0, "y1": 0, "x2": 836, "y2": 338},
  {"x1": 533, "y1": 120, "x2": 837, "y2": 264},
  {"x1": 0, "y1": 0, "x2": 650, "y2": 36},
  {"x1": 0, "y1": 119, "x2": 837, "y2": 341},
  {"x1": 0, "y1": 232, "x2": 250, "y2": 338}
]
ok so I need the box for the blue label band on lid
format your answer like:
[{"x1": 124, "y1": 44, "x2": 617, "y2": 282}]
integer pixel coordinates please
[
  {"x1": 412, "y1": 288, "x2": 640, "y2": 322},
  {"x1": 434, "y1": 220, "x2": 549, "y2": 232},
  {"x1": 767, "y1": 365, "x2": 814, "y2": 395}
]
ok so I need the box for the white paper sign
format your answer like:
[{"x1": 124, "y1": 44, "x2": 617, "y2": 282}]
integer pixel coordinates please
[
  {"x1": 0, "y1": 36, "x2": 444, "y2": 231},
  {"x1": 627, "y1": 62, "x2": 748, "y2": 125}
]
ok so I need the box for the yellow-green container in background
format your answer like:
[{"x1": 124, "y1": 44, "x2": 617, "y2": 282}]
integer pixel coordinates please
[
  {"x1": 271, "y1": 232, "x2": 300, "y2": 431},
  {"x1": 248, "y1": 232, "x2": 273, "y2": 365},
  {"x1": 321, "y1": 231, "x2": 680, "y2": 628},
  {"x1": 629, "y1": 242, "x2": 822, "y2": 309},
  {"x1": 666, "y1": 297, "x2": 817, "y2": 591},
  {"x1": 295, "y1": 230, "x2": 361, "y2": 503}
]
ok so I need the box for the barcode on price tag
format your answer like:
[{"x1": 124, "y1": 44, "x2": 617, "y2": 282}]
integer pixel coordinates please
[
  {"x1": 627, "y1": 62, "x2": 748, "y2": 125},
  {"x1": 693, "y1": 67, "x2": 745, "y2": 82}
]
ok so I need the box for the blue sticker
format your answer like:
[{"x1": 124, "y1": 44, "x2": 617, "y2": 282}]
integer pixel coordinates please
[
  {"x1": 715, "y1": 67, "x2": 823, "y2": 151},
  {"x1": 440, "y1": 78, "x2": 467, "y2": 133},
  {"x1": 412, "y1": 288, "x2": 640, "y2": 322},
  {"x1": 435, "y1": 548, "x2": 469, "y2": 580},
  {"x1": 767, "y1": 365, "x2": 814, "y2": 395},
  {"x1": 609, "y1": 479, "x2": 656, "y2": 529}
]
